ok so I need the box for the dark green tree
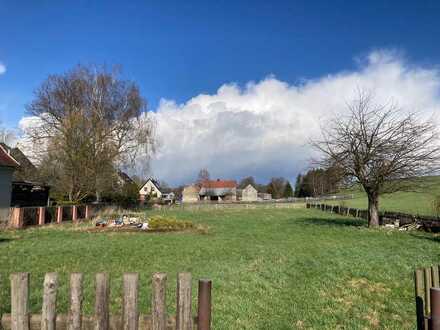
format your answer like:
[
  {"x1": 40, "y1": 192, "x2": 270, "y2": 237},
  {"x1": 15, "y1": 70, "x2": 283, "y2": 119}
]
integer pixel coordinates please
[{"x1": 284, "y1": 181, "x2": 294, "y2": 198}]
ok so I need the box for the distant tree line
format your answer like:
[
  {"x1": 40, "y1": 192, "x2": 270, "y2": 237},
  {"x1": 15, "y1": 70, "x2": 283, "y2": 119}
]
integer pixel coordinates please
[{"x1": 294, "y1": 166, "x2": 343, "y2": 197}]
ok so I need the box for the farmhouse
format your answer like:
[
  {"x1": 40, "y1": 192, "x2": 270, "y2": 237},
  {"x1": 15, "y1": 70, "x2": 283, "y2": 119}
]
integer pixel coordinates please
[
  {"x1": 240, "y1": 184, "x2": 258, "y2": 201},
  {"x1": 199, "y1": 179, "x2": 237, "y2": 201},
  {"x1": 182, "y1": 185, "x2": 200, "y2": 203},
  {"x1": 0, "y1": 144, "x2": 19, "y2": 224},
  {"x1": 139, "y1": 178, "x2": 163, "y2": 201}
]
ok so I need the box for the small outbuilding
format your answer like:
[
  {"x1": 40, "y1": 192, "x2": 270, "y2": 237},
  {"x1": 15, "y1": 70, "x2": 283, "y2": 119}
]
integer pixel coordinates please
[
  {"x1": 0, "y1": 144, "x2": 19, "y2": 224},
  {"x1": 241, "y1": 184, "x2": 258, "y2": 202}
]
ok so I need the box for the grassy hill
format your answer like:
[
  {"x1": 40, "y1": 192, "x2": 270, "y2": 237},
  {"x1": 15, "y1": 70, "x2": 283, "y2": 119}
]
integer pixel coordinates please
[{"x1": 331, "y1": 176, "x2": 440, "y2": 216}]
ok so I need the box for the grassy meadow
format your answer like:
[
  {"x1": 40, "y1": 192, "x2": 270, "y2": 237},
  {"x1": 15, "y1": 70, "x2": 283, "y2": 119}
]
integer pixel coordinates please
[
  {"x1": 0, "y1": 208, "x2": 439, "y2": 329},
  {"x1": 331, "y1": 176, "x2": 440, "y2": 216}
]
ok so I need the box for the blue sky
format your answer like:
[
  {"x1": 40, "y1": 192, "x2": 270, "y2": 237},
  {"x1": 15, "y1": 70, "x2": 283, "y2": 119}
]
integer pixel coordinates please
[
  {"x1": 2, "y1": 1, "x2": 440, "y2": 184},
  {"x1": 1, "y1": 0, "x2": 440, "y2": 127}
]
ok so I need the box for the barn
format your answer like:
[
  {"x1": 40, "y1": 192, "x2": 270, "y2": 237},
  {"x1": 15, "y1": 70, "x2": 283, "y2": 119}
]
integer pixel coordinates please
[{"x1": 199, "y1": 179, "x2": 237, "y2": 201}]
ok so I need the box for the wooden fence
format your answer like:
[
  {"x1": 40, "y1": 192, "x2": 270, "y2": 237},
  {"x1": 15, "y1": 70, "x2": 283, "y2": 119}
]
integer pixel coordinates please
[
  {"x1": 306, "y1": 203, "x2": 440, "y2": 230},
  {"x1": 1, "y1": 272, "x2": 212, "y2": 330},
  {"x1": 415, "y1": 266, "x2": 440, "y2": 330},
  {"x1": 8, "y1": 205, "x2": 94, "y2": 229}
]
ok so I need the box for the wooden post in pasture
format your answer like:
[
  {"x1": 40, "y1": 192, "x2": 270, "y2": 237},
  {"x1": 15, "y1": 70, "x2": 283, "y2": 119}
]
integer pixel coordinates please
[
  {"x1": 431, "y1": 288, "x2": 440, "y2": 330},
  {"x1": 122, "y1": 273, "x2": 139, "y2": 330},
  {"x1": 72, "y1": 206, "x2": 78, "y2": 222},
  {"x1": 56, "y1": 207, "x2": 63, "y2": 224},
  {"x1": 176, "y1": 272, "x2": 192, "y2": 330},
  {"x1": 85, "y1": 205, "x2": 91, "y2": 219},
  {"x1": 41, "y1": 273, "x2": 58, "y2": 330},
  {"x1": 152, "y1": 273, "x2": 167, "y2": 330},
  {"x1": 68, "y1": 273, "x2": 83, "y2": 330},
  {"x1": 10, "y1": 272, "x2": 30, "y2": 330},
  {"x1": 38, "y1": 207, "x2": 45, "y2": 225},
  {"x1": 9, "y1": 207, "x2": 24, "y2": 229},
  {"x1": 197, "y1": 279, "x2": 212, "y2": 330},
  {"x1": 94, "y1": 273, "x2": 110, "y2": 330}
]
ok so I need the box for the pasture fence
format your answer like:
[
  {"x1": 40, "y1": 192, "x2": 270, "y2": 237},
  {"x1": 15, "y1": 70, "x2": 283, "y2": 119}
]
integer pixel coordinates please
[
  {"x1": 306, "y1": 202, "x2": 440, "y2": 230},
  {"x1": 1, "y1": 272, "x2": 211, "y2": 330}
]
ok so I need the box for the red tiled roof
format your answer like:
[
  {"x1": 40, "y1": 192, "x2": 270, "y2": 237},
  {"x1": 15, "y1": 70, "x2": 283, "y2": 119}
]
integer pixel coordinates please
[
  {"x1": 201, "y1": 179, "x2": 237, "y2": 189},
  {"x1": 0, "y1": 144, "x2": 19, "y2": 168}
]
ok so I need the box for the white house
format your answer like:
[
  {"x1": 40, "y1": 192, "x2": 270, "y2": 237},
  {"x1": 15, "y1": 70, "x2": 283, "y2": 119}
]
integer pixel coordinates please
[
  {"x1": 139, "y1": 178, "x2": 163, "y2": 201},
  {"x1": 0, "y1": 144, "x2": 19, "y2": 224}
]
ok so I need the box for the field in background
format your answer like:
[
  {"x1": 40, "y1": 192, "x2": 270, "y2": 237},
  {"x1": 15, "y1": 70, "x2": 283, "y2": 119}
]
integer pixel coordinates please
[
  {"x1": 0, "y1": 208, "x2": 439, "y2": 329},
  {"x1": 331, "y1": 176, "x2": 440, "y2": 216}
]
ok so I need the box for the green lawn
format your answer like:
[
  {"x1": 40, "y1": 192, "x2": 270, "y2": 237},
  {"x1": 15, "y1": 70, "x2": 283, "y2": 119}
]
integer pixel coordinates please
[
  {"x1": 332, "y1": 176, "x2": 440, "y2": 216},
  {"x1": 0, "y1": 208, "x2": 439, "y2": 329}
]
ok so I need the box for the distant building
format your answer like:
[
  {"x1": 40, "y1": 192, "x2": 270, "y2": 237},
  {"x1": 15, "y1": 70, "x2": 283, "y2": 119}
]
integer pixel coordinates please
[
  {"x1": 182, "y1": 185, "x2": 200, "y2": 203},
  {"x1": 241, "y1": 184, "x2": 258, "y2": 202},
  {"x1": 139, "y1": 178, "x2": 163, "y2": 201},
  {"x1": 258, "y1": 192, "x2": 272, "y2": 201},
  {"x1": 199, "y1": 179, "x2": 237, "y2": 201},
  {"x1": 11, "y1": 181, "x2": 50, "y2": 207},
  {"x1": 0, "y1": 144, "x2": 19, "y2": 224}
]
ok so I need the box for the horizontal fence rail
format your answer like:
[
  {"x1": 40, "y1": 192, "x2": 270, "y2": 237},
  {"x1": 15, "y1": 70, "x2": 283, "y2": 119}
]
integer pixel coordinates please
[{"x1": 1, "y1": 272, "x2": 212, "y2": 330}]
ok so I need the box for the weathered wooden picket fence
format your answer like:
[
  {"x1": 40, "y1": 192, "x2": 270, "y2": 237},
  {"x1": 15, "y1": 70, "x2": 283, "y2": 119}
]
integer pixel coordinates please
[
  {"x1": 0, "y1": 272, "x2": 211, "y2": 330},
  {"x1": 415, "y1": 265, "x2": 440, "y2": 330}
]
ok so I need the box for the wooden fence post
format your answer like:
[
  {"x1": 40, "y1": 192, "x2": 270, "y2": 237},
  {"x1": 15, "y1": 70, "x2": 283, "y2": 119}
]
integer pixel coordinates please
[
  {"x1": 38, "y1": 207, "x2": 45, "y2": 226},
  {"x1": 68, "y1": 273, "x2": 83, "y2": 330},
  {"x1": 10, "y1": 207, "x2": 24, "y2": 229},
  {"x1": 176, "y1": 272, "x2": 192, "y2": 330},
  {"x1": 431, "y1": 288, "x2": 440, "y2": 330},
  {"x1": 72, "y1": 206, "x2": 78, "y2": 222},
  {"x1": 426, "y1": 268, "x2": 433, "y2": 316},
  {"x1": 152, "y1": 273, "x2": 167, "y2": 330},
  {"x1": 56, "y1": 207, "x2": 63, "y2": 224},
  {"x1": 197, "y1": 279, "x2": 212, "y2": 330},
  {"x1": 41, "y1": 272, "x2": 58, "y2": 330},
  {"x1": 122, "y1": 273, "x2": 139, "y2": 330},
  {"x1": 415, "y1": 269, "x2": 426, "y2": 330},
  {"x1": 10, "y1": 272, "x2": 30, "y2": 330},
  {"x1": 95, "y1": 273, "x2": 110, "y2": 330},
  {"x1": 85, "y1": 205, "x2": 91, "y2": 219}
]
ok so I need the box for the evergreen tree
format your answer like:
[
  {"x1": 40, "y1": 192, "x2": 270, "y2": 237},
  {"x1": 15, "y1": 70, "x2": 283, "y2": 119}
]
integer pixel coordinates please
[{"x1": 284, "y1": 181, "x2": 294, "y2": 198}]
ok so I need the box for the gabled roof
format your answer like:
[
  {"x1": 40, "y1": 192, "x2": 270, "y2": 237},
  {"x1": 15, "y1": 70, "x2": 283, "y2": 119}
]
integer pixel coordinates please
[
  {"x1": 117, "y1": 171, "x2": 135, "y2": 185},
  {"x1": 141, "y1": 178, "x2": 162, "y2": 191},
  {"x1": 0, "y1": 144, "x2": 19, "y2": 168},
  {"x1": 200, "y1": 179, "x2": 237, "y2": 189}
]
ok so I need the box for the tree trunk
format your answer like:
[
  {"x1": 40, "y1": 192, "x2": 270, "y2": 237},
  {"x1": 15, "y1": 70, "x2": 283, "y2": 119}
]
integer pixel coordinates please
[{"x1": 367, "y1": 192, "x2": 379, "y2": 227}]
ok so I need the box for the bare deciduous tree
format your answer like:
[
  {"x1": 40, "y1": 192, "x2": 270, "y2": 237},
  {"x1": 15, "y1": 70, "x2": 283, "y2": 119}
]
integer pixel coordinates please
[
  {"x1": 313, "y1": 91, "x2": 440, "y2": 227},
  {"x1": 26, "y1": 65, "x2": 155, "y2": 202},
  {"x1": 197, "y1": 168, "x2": 210, "y2": 185}
]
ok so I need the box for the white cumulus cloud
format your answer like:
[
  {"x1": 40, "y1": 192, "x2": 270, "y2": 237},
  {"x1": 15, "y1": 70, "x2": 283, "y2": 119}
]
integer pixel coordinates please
[
  {"x1": 148, "y1": 50, "x2": 440, "y2": 185},
  {"x1": 17, "y1": 50, "x2": 440, "y2": 186},
  {"x1": 0, "y1": 62, "x2": 6, "y2": 75}
]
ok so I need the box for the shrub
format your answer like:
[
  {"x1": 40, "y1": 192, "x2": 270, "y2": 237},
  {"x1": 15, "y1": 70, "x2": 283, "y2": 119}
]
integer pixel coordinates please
[{"x1": 148, "y1": 216, "x2": 194, "y2": 231}]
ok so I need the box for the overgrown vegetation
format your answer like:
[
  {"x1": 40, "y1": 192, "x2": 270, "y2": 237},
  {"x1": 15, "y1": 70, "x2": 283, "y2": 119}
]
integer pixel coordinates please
[{"x1": 0, "y1": 208, "x2": 436, "y2": 329}]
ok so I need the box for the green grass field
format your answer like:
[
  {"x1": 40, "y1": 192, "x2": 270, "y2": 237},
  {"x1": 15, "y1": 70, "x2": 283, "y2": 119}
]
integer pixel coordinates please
[
  {"x1": 332, "y1": 176, "x2": 440, "y2": 216},
  {"x1": 0, "y1": 208, "x2": 439, "y2": 329}
]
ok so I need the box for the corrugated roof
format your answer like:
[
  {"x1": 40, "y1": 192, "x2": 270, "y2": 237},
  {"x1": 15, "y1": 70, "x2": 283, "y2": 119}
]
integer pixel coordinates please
[{"x1": 0, "y1": 144, "x2": 19, "y2": 168}]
